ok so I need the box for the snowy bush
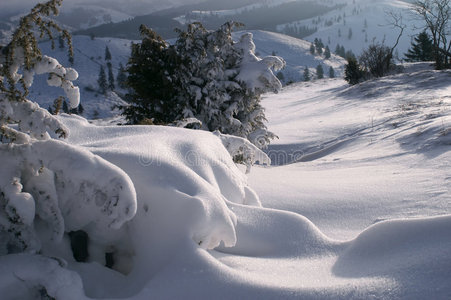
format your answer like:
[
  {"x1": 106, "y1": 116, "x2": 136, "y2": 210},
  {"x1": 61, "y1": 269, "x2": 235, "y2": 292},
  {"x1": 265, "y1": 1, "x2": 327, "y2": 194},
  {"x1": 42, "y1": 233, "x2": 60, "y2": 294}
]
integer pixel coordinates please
[
  {"x1": 121, "y1": 22, "x2": 285, "y2": 149},
  {"x1": 0, "y1": 0, "x2": 137, "y2": 263}
]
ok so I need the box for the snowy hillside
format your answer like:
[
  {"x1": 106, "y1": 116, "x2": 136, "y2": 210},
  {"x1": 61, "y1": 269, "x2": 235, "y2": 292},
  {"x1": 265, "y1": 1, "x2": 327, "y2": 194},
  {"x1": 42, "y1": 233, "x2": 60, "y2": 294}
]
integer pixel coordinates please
[
  {"x1": 3, "y1": 62, "x2": 450, "y2": 298},
  {"x1": 29, "y1": 31, "x2": 344, "y2": 119},
  {"x1": 29, "y1": 35, "x2": 133, "y2": 119},
  {"x1": 238, "y1": 30, "x2": 346, "y2": 83},
  {"x1": 292, "y1": 0, "x2": 421, "y2": 58}
]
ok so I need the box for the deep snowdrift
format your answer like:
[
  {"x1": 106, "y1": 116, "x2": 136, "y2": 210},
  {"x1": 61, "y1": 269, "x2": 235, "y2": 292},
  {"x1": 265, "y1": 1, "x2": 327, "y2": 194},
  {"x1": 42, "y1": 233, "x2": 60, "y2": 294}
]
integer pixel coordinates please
[{"x1": 1, "y1": 64, "x2": 450, "y2": 299}]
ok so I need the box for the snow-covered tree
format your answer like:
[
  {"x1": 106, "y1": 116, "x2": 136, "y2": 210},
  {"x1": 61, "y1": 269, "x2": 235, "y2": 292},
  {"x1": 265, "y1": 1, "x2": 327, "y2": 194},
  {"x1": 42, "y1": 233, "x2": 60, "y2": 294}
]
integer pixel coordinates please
[
  {"x1": 121, "y1": 22, "x2": 285, "y2": 148},
  {"x1": 0, "y1": 0, "x2": 136, "y2": 266}
]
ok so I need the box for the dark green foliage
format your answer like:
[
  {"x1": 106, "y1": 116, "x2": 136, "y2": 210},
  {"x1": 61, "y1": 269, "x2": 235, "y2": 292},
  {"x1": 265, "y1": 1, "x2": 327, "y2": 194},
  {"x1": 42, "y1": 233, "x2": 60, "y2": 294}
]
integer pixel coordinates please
[
  {"x1": 107, "y1": 62, "x2": 115, "y2": 90},
  {"x1": 314, "y1": 38, "x2": 323, "y2": 54},
  {"x1": 344, "y1": 56, "x2": 364, "y2": 85},
  {"x1": 303, "y1": 66, "x2": 310, "y2": 81},
  {"x1": 120, "y1": 22, "x2": 281, "y2": 148},
  {"x1": 120, "y1": 25, "x2": 182, "y2": 124},
  {"x1": 97, "y1": 65, "x2": 107, "y2": 94},
  {"x1": 329, "y1": 66, "x2": 335, "y2": 78},
  {"x1": 310, "y1": 43, "x2": 315, "y2": 55},
  {"x1": 324, "y1": 45, "x2": 331, "y2": 59},
  {"x1": 335, "y1": 44, "x2": 346, "y2": 58},
  {"x1": 105, "y1": 46, "x2": 112, "y2": 61},
  {"x1": 404, "y1": 30, "x2": 434, "y2": 62},
  {"x1": 116, "y1": 63, "x2": 127, "y2": 89},
  {"x1": 316, "y1": 64, "x2": 324, "y2": 79}
]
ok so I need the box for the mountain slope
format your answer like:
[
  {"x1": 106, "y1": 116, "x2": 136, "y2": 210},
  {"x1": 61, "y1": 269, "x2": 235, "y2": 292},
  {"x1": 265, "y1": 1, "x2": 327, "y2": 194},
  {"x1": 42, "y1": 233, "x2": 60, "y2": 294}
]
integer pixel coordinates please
[{"x1": 28, "y1": 31, "x2": 344, "y2": 119}]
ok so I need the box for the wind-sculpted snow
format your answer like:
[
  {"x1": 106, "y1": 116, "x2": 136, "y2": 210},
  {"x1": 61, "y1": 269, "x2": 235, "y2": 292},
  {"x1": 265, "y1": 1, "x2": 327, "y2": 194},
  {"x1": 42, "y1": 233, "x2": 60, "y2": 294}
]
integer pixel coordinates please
[{"x1": 1, "y1": 64, "x2": 450, "y2": 298}]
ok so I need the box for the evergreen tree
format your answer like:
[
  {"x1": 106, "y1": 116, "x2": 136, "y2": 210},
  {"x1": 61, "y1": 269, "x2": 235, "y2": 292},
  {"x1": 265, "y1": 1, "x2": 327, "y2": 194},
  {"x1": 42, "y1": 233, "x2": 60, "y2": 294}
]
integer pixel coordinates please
[
  {"x1": 404, "y1": 30, "x2": 434, "y2": 62},
  {"x1": 329, "y1": 66, "x2": 335, "y2": 78},
  {"x1": 310, "y1": 43, "x2": 315, "y2": 55},
  {"x1": 120, "y1": 22, "x2": 284, "y2": 148},
  {"x1": 98, "y1": 65, "x2": 107, "y2": 94},
  {"x1": 348, "y1": 28, "x2": 353, "y2": 40},
  {"x1": 324, "y1": 45, "x2": 331, "y2": 59},
  {"x1": 105, "y1": 46, "x2": 112, "y2": 61},
  {"x1": 314, "y1": 38, "x2": 323, "y2": 54},
  {"x1": 303, "y1": 66, "x2": 310, "y2": 81},
  {"x1": 316, "y1": 64, "x2": 324, "y2": 79},
  {"x1": 116, "y1": 63, "x2": 127, "y2": 89},
  {"x1": 344, "y1": 56, "x2": 364, "y2": 85},
  {"x1": 107, "y1": 62, "x2": 115, "y2": 90}
]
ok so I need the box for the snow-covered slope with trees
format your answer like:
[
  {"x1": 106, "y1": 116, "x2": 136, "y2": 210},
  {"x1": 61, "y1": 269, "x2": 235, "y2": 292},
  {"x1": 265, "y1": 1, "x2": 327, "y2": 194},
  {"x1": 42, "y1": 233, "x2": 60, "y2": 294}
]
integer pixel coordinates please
[
  {"x1": 28, "y1": 31, "x2": 345, "y2": 119},
  {"x1": 2, "y1": 62, "x2": 450, "y2": 299},
  {"x1": 291, "y1": 0, "x2": 421, "y2": 59}
]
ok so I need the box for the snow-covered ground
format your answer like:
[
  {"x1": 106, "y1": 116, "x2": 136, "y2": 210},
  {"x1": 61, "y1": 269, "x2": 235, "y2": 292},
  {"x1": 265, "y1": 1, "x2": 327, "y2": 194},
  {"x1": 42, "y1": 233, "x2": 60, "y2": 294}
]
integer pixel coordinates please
[
  {"x1": 2, "y1": 62, "x2": 449, "y2": 299},
  {"x1": 298, "y1": 0, "x2": 421, "y2": 58}
]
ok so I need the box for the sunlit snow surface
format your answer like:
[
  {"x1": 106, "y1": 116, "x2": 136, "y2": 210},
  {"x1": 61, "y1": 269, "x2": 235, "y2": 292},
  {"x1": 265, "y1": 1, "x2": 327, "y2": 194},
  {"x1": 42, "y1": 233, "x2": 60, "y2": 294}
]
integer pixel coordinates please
[{"x1": 1, "y1": 63, "x2": 450, "y2": 299}]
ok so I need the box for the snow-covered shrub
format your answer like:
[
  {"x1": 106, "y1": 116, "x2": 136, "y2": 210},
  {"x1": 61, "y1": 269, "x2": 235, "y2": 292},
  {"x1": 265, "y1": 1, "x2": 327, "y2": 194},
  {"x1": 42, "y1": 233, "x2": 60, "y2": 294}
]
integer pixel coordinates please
[
  {"x1": 0, "y1": 0, "x2": 137, "y2": 263},
  {"x1": 121, "y1": 22, "x2": 285, "y2": 149}
]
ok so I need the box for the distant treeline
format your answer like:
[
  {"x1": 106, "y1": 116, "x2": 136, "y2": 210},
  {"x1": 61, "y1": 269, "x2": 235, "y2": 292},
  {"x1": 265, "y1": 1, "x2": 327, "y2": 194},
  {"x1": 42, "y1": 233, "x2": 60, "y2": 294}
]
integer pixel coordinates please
[{"x1": 76, "y1": 1, "x2": 345, "y2": 40}]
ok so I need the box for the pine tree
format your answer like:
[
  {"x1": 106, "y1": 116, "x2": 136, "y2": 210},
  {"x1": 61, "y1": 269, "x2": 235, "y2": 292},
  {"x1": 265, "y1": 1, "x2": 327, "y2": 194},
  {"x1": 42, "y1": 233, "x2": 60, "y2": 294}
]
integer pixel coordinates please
[
  {"x1": 310, "y1": 43, "x2": 315, "y2": 55},
  {"x1": 107, "y1": 62, "x2": 115, "y2": 90},
  {"x1": 348, "y1": 28, "x2": 353, "y2": 40},
  {"x1": 116, "y1": 63, "x2": 127, "y2": 89},
  {"x1": 314, "y1": 38, "x2": 323, "y2": 55},
  {"x1": 316, "y1": 64, "x2": 324, "y2": 79},
  {"x1": 404, "y1": 30, "x2": 434, "y2": 62},
  {"x1": 120, "y1": 25, "x2": 182, "y2": 124},
  {"x1": 120, "y1": 22, "x2": 284, "y2": 148},
  {"x1": 105, "y1": 46, "x2": 112, "y2": 61},
  {"x1": 303, "y1": 66, "x2": 310, "y2": 81},
  {"x1": 98, "y1": 65, "x2": 107, "y2": 94},
  {"x1": 344, "y1": 56, "x2": 364, "y2": 85},
  {"x1": 324, "y1": 45, "x2": 331, "y2": 59},
  {"x1": 329, "y1": 66, "x2": 335, "y2": 78}
]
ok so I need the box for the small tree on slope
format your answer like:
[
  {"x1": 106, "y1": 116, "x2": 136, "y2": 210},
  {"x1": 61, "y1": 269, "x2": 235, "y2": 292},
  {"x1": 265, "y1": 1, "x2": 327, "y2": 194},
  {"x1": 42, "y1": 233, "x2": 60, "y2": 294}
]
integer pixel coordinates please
[
  {"x1": 405, "y1": 30, "x2": 434, "y2": 62},
  {"x1": 0, "y1": 0, "x2": 136, "y2": 258}
]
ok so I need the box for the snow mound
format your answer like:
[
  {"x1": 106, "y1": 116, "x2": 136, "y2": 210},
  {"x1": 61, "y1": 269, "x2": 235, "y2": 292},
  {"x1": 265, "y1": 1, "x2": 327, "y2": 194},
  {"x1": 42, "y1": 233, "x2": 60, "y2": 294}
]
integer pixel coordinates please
[{"x1": 61, "y1": 115, "x2": 263, "y2": 250}]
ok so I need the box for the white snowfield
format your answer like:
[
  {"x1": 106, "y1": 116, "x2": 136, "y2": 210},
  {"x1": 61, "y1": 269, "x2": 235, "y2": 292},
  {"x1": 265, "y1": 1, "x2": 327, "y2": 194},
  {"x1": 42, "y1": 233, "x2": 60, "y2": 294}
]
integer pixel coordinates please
[{"x1": 1, "y1": 63, "x2": 450, "y2": 299}]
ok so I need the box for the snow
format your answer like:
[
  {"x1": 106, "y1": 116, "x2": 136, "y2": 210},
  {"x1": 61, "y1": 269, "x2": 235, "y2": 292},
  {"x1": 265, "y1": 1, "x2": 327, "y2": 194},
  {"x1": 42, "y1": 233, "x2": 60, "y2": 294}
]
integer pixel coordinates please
[
  {"x1": 234, "y1": 30, "x2": 346, "y2": 83},
  {"x1": 296, "y1": 0, "x2": 423, "y2": 58},
  {"x1": 2, "y1": 43, "x2": 451, "y2": 300}
]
